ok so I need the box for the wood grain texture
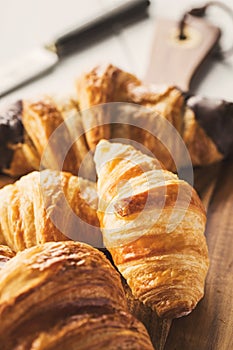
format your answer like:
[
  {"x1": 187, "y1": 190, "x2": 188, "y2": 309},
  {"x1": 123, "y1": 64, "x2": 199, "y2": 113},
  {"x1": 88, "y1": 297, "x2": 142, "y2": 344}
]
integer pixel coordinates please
[{"x1": 164, "y1": 160, "x2": 233, "y2": 350}]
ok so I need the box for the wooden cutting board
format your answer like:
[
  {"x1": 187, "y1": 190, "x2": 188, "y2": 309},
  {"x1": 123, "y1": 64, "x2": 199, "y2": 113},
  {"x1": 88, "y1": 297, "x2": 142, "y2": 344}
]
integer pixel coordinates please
[
  {"x1": 1, "y1": 161, "x2": 232, "y2": 349},
  {"x1": 164, "y1": 161, "x2": 233, "y2": 350}
]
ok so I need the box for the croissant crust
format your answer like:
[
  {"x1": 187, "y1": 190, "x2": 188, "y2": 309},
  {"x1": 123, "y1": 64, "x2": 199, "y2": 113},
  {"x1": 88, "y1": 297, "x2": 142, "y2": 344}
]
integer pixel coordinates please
[
  {"x1": 0, "y1": 170, "x2": 101, "y2": 252},
  {"x1": 0, "y1": 241, "x2": 153, "y2": 350},
  {"x1": 94, "y1": 140, "x2": 209, "y2": 319}
]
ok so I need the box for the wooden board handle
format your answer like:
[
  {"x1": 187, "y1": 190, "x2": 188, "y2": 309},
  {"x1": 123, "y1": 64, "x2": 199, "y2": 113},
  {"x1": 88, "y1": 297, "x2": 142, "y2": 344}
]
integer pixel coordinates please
[{"x1": 145, "y1": 16, "x2": 221, "y2": 91}]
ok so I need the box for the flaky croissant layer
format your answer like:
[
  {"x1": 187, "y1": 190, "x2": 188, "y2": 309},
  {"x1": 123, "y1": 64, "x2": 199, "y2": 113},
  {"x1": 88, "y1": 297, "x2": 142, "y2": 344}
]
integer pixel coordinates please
[
  {"x1": 0, "y1": 245, "x2": 15, "y2": 270},
  {"x1": 0, "y1": 169, "x2": 102, "y2": 252},
  {"x1": 94, "y1": 140, "x2": 209, "y2": 319},
  {"x1": 0, "y1": 241, "x2": 154, "y2": 350},
  {"x1": 77, "y1": 64, "x2": 227, "y2": 170}
]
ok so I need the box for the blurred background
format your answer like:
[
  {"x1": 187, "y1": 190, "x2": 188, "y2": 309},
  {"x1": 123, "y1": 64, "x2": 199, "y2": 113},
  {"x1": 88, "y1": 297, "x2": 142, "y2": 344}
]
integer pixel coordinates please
[{"x1": 0, "y1": 0, "x2": 233, "y2": 103}]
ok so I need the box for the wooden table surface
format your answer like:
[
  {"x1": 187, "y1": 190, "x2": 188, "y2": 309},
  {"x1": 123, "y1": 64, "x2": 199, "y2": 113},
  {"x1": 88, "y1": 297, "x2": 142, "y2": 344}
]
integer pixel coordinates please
[{"x1": 1, "y1": 1, "x2": 233, "y2": 349}]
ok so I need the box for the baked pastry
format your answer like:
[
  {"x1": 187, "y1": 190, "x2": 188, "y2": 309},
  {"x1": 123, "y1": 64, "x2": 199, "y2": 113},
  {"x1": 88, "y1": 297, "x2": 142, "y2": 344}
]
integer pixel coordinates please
[
  {"x1": 0, "y1": 170, "x2": 101, "y2": 252},
  {"x1": 0, "y1": 241, "x2": 154, "y2": 350},
  {"x1": 1, "y1": 65, "x2": 232, "y2": 178},
  {"x1": 0, "y1": 96, "x2": 93, "y2": 178},
  {"x1": 0, "y1": 245, "x2": 15, "y2": 270},
  {"x1": 77, "y1": 64, "x2": 232, "y2": 170},
  {"x1": 76, "y1": 64, "x2": 140, "y2": 150},
  {"x1": 94, "y1": 140, "x2": 209, "y2": 319}
]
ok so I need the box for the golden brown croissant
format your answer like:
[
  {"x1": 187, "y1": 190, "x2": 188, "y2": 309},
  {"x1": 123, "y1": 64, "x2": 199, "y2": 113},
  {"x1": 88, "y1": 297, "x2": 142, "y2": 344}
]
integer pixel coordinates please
[
  {"x1": 0, "y1": 245, "x2": 15, "y2": 270},
  {"x1": 76, "y1": 63, "x2": 140, "y2": 150},
  {"x1": 77, "y1": 64, "x2": 232, "y2": 170},
  {"x1": 0, "y1": 169, "x2": 101, "y2": 252},
  {"x1": 0, "y1": 96, "x2": 93, "y2": 178},
  {"x1": 94, "y1": 140, "x2": 209, "y2": 319},
  {"x1": 0, "y1": 241, "x2": 154, "y2": 350},
  {"x1": 2, "y1": 64, "x2": 231, "y2": 178}
]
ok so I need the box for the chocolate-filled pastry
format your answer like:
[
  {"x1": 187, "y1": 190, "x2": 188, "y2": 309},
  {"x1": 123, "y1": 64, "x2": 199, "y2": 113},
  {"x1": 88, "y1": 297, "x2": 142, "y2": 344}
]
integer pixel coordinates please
[
  {"x1": 185, "y1": 95, "x2": 233, "y2": 162},
  {"x1": 0, "y1": 100, "x2": 33, "y2": 176},
  {"x1": 77, "y1": 64, "x2": 232, "y2": 169},
  {"x1": 0, "y1": 245, "x2": 15, "y2": 269},
  {"x1": 0, "y1": 96, "x2": 92, "y2": 177},
  {"x1": 94, "y1": 140, "x2": 209, "y2": 319},
  {"x1": 0, "y1": 241, "x2": 154, "y2": 350},
  {"x1": 0, "y1": 170, "x2": 101, "y2": 252}
]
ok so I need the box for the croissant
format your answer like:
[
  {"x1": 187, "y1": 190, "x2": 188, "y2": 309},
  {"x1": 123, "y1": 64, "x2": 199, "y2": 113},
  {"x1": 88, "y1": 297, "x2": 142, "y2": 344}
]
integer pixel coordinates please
[
  {"x1": 1, "y1": 64, "x2": 231, "y2": 178},
  {"x1": 0, "y1": 96, "x2": 94, "y2": 178},
  {"x1": 0, "y1": 169, "x2": 101, "y2": 252},
  {"x1": 76, "y1": 63, "x2": 140, "y2": 150},
  {"x1": 77, "y1": 64, "x2": 232, "y2": 170},
  {"x1": 94, "y1": 140, "x2": 209, "y2": 319},
  {"x1": 0, "y1": 245, "x2": 15, "y2": 270},
  {"x1": 0, "y1": 241, "x2": 154, "y2": 350}
]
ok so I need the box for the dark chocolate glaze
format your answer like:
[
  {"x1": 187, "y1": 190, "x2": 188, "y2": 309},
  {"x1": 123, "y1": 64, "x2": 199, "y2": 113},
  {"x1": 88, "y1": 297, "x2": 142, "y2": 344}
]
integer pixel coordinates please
[
  {"x1": 0, "y1": 100, "x2": 24, "y2": 171},
  {"x1": 187, "y1": 96, "x2": 233, "y2": 158}
]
